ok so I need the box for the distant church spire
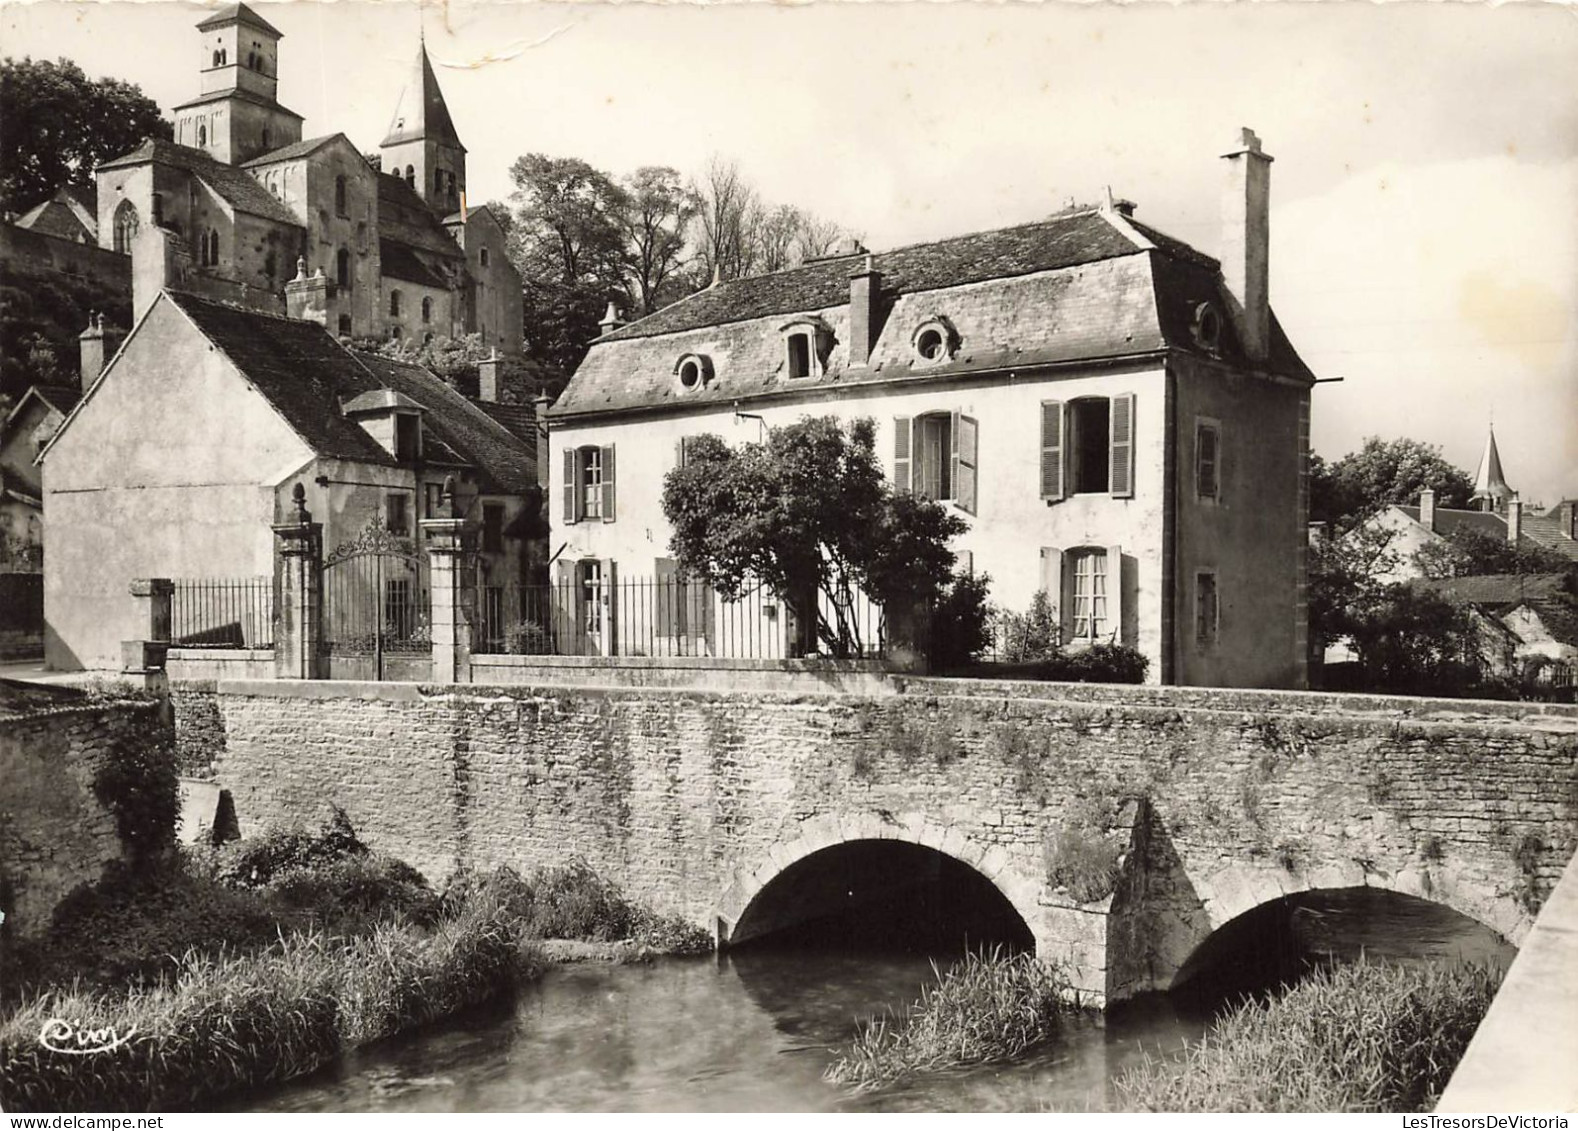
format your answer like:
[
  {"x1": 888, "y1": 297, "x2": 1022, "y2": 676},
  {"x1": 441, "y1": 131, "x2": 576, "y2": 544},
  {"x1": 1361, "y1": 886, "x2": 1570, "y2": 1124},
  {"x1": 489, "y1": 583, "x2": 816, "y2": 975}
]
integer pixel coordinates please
[
  {"x1": 379, "y1": 39, "x2": 467, "y2": 214},
  {"x1": 1470, "y1": 424, "x2": 1514, "y2": 513},
  {"x1": 380, "y1": 41, "x2": 465, "y2": 152}
]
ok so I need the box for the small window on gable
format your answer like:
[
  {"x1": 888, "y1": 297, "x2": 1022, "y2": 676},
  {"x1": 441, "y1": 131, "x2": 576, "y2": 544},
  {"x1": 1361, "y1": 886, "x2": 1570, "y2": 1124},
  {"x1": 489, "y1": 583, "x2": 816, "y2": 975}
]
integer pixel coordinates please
[
  {"x1": 480, "y1": 247, "x2": 490, "y2": 268},
  {"x1": 1197, "y1": 420, "x2": 1221, "y2": 501},
  {"x1": 389, "y1": 290, "x2": 402, "y2": 317},
  {"x1": 1196, "y1": 571, "x2": 1219, "y2": 645},
  {"x1": 404, "y1": 165, "x2": 415, "y2": 189},
  {"x1": 385, "y1": 493, "x2": 410, "y2": 536},
  {"x1": 336, "y1": 247, "x2": 351, "y2": 289},
  {"x1": 421, "y1": 296, "x2": 432, "y2": 323},
  {"x1": 334, "y1": 175, "x2": 348, "y2": 218}
]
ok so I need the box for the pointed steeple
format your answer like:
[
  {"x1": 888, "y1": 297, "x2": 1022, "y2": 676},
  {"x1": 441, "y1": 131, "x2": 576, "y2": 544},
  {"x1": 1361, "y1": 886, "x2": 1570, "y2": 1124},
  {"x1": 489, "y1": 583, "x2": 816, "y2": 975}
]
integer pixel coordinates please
[
  {"x1": 380, "y1": 42, "x2": 465, "y2": 152},
  {"x1": 1470, "y1": 425, "x2": 1515, "y2": 513}
]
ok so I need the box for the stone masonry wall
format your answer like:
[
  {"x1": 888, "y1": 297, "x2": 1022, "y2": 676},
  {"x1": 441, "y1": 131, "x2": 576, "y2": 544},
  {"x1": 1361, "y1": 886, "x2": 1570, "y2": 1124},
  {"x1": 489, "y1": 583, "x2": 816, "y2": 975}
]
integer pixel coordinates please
[
  {"x1": 0, "y1": 694, "x2": 166, "y2": 938},
  {"x1": 196, "y1": 679, "x2": 1578, "y2": 1003}
]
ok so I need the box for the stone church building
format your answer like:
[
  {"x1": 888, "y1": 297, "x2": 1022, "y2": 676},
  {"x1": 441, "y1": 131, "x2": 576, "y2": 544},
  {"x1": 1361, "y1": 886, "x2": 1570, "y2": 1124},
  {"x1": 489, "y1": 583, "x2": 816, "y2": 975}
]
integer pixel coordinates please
[{"x1": 91, "y1": 2, "x2": 522, "y2": 351}]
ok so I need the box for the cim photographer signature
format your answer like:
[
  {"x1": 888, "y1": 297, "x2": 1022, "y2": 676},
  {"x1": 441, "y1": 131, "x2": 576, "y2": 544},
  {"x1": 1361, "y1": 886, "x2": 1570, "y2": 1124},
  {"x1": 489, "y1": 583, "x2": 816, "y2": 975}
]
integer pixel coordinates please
[{"x1": 37, "y1": 1018, "x2": 138, "y2": 1055}]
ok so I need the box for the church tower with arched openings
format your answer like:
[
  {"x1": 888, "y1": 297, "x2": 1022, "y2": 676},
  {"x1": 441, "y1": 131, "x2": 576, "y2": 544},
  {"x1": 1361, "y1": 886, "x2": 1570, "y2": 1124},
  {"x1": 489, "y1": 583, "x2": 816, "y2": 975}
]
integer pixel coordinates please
[
  {"x1": 170, "y1": 2, "x2": 303, "y2": 165},
  {"x1": 379, "y1": 41, "x2": 468, "y2": 216}
]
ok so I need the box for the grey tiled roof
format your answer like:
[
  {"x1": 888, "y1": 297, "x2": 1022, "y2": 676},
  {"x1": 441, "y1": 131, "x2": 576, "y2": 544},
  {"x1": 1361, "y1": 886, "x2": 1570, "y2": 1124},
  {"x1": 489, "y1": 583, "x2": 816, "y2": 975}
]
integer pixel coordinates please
[
  {"x1": 556, "y1": 207, "x2": 1314, "y2": 418},
  {"x1": 242, "y1": 135, "x2": 345, "y2": 167},
  {"x1": 197, "y1": 2, "x2": 282, "y2": 36},
  {"x1": 170, "y1": 88, "x2": 303, "y2": 120},
  {"x1": 379, "y1": 239, "x2": 449, "y2": 289},
  {"x1": 1520, "y1": 513, "x2": 1578, "y2": 563},
  {"x1": 99, "y1": 139, "x2": 303, "y2": 227}
]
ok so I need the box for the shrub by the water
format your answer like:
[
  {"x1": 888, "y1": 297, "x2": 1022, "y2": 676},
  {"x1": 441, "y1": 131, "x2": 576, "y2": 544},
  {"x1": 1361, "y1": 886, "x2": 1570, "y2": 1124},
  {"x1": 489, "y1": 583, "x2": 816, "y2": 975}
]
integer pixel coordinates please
[
  {"x1": 0, "y1": 872, "x2": 544, "y2": 1112},
  {"x1": 825, "y1": 950, "x2": 1074, "y2": 1090},
  {"x1": 1115, "y1": 960, "x2": 1501, "y2": 1112}
]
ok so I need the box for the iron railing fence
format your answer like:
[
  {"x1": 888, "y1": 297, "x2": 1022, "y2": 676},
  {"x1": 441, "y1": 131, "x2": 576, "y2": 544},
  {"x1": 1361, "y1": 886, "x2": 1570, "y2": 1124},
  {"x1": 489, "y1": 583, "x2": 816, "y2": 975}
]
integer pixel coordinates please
[
  {"x1": 471, "y1": 575, "x2": 886, "y2": 660},
  {"x1": 323, "y1": 554, "x2": 430, "y2": 656},
  {"x1": 170, "y1": 577, "x2": 275, "y2": 649}
]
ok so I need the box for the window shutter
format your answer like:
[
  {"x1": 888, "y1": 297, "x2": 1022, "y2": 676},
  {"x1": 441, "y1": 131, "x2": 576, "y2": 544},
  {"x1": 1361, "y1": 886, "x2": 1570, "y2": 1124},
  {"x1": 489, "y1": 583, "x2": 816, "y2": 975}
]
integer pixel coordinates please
[
  {"x1": 557, "y1": 559, "x2": 579, "y2": 654},
  {"x1": 602, "y1": 559, "x2": 618, "y2": 655},
  {"x1": 893, "y1": 416, "x2": 912, "y2": 494},
  {"x1": 1039, "y1": 401, "x2": 1064, "y2": 501},
  {"x1": 956, "y1": 414, "x2": 978, "y2": 515},
  {"x1": 600, "y1": 445, "x2": 616, "y2": 522},
  {"x1": 562, "y1": 448, "x2": 578, "y2": 524},
  {"x1": 1040, "y1": 546, "x2": 1064, "y2": 645},
  {"x1": 1110, "y1": 393, "x2": 1136, "y2": 499},
  {"x1": 675, "y1": 436, "x2": 688, "y2": 470},
  {"x1": 1105, "y1": 544, "x2": 1125, "y2": 645}
]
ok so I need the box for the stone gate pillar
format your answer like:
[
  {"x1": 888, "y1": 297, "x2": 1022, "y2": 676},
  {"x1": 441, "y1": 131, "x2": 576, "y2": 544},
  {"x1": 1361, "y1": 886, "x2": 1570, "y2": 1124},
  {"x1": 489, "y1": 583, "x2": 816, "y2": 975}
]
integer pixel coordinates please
[
  {"x1": 273, "y1": 483, "x2": 324, "y2": 680},
  {"x1": 422, "y1": 478, "x2": 471, "y2": 685},
  {"x1": 122, "y1": 577, "x2": 173, "y2": 683}
]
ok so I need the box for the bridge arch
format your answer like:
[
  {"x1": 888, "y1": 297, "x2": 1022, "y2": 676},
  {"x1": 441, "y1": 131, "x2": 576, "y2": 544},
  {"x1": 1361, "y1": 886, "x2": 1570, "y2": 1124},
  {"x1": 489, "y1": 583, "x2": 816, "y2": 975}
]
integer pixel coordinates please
[
  {"x1": 1156, "y1": 859, "x2": 1529, "y2": 999},
  {"x1": 714, "y1": 813, "x2": 1046, "y2": 950}
]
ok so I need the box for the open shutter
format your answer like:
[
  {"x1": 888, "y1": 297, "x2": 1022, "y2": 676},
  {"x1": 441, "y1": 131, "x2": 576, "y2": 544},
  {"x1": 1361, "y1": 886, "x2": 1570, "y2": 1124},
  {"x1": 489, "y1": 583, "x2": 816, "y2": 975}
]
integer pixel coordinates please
[
  {"x1": 600, "y1": 445, "x2": 616, "y2": 522},
  {"x1": 562, "y1": 449, "x2": 578, "y2": 524},
  {"x1": 956, "y1": 414, "x2": 978, "y2": 515},
  {"x1": 1039, "y1": 401, "x2": 1064, "y2": 501},
  {"x1": 675, "y1": 436, "x2": 688, "y2": 470},
  {"x1": 602, "y1": 559, "x2": 618, "y2": 655},
  {"x1": 556, "y1": 559, "x2": 579, "y2": 653},
  {"x1": 1040, "y1": 546, "x2": 1064, "y2": 645},
  {"x1": 893, "y1": 416, "x2": 912, "y2": 494},
  {"x1": 655, "y1": 557, "x2": 679, "y2": 640},
  {"x1": 1110, "y1": 393, "x2": 1136, "y2": 499},
  {"x1": 1105, "y1": 544, "x2": 1125, "y2": 644}
]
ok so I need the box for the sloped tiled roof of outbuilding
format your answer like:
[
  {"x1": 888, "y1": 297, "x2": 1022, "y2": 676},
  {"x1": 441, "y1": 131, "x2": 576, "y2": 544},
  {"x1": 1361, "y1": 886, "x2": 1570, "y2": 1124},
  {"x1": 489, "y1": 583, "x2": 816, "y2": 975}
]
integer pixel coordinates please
[
  {"x1": 351, "y1": 352, "x2": 539, "y2": 495},
  {"x1": 1520, "y1": 513, "x2": 1578, "y2": 563},
  {"x1": 99, "y1": 139, "x2": 303, "y2": 228},
  {"x1": 376, "y1": 173, "x2": 465, "y2": 260},
  {"x1": 156, "y1": 294, "x2": 539, "y2": 494},
  {"x1": 1420, "y1": 573, "x2": 1574, "y2": 607},
  {"x1": 1396, "y1": 506, "x2": 1511, "y2": 541},
  {"x1": 379, "y1": 238, "x2": 449, "y2": 289},
  {"x1": 557, "y1": 206, "x2": 1313, "y2": 418}
]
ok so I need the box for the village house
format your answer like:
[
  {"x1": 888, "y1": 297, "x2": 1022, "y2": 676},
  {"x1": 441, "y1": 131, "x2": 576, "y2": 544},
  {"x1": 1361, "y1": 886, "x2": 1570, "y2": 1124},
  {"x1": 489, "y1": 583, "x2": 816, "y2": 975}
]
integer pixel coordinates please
[
  {"x1": 1418, "y1": 572, "x2": 1578, "y2": 695},
  {"x1": 38, "y1": 279, "x2": 543, "y2": 673},
  {"x1": 547, "y1": 130, "x2": 1315, "y2": 688},
  {"x1": 90, "y1": 2, "x2": 522, "y2": 351},
  {"x1": 1363, "y1": 429, "x2": 1578, "y2": 585}
]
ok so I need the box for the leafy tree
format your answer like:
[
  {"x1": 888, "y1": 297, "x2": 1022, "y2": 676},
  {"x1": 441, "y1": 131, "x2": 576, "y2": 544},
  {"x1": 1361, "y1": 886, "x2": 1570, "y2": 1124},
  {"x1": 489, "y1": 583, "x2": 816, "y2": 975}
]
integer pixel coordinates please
[
  {"x1": 1, "y1": 257, "x2": 131, "y2": 405},
  {"x1": 1346, "y1": 585, "x2": 1480, "y2": 696},
  {"x1": 929, "y1": 571, "x2": 994, "y2": 669},
  {"x1": 617, "y1": 166, "x2": 697, "y2": 315},
  {"x1": 691, "y1": 155, "x2": 760, "y2": 284},
  {"x1": 1, "y1": 57, "x2": 170, "y2": 214},
  {"x1": 1311, "y1": 438, "x2": 1474, "y2": 530},
  {"x1": 505, "y1": 154, "x2": 627, "y2": 374},
  {"x1": 1414, "y1": 526, "x2": 1574, "y2": 580},
  {"x1": 660, "y1": 416, "x2": 966, "y2": 657},
  {"x1": 1307, "y1": 522, "x2": 1401, "y2": 651}
]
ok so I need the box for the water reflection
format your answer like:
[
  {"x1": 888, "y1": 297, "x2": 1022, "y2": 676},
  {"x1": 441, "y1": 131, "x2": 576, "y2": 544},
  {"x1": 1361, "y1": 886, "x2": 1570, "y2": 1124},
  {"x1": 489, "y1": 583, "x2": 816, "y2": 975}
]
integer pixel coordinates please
[{"x1": 246, "y1": 886, "x2": 1514, "y2": 1113}]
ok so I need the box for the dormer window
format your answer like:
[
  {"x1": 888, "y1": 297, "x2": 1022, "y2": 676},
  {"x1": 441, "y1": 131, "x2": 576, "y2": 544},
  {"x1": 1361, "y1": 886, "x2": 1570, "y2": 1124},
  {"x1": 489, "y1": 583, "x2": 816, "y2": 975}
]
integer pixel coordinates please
[
  {"x1": 675, "y1": 353, "x2": 713, "y2": 391},
  {"x1": 911, "y1": 316, "x2": 958, "y2": 365},
  {"x1": 780, "y1": 317, "x2": 831, "y2": 380},
  {"x1": 395, "y1": 413, "x2": 421, "y2": 462}
]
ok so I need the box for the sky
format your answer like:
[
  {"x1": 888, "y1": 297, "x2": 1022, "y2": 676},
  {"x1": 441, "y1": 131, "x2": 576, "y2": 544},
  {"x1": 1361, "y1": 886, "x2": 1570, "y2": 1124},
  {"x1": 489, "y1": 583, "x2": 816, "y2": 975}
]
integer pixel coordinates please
[{"x1": 4, "y1": 0, "x2": 1576, "y2": 506}]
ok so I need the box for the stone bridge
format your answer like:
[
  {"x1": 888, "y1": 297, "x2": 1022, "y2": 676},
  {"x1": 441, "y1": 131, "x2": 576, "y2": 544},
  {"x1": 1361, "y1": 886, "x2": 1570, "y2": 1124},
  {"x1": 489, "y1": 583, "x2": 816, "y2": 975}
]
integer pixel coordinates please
[{"x1": 176, "y1": 676, "x2": 1578, "y2": 1004}]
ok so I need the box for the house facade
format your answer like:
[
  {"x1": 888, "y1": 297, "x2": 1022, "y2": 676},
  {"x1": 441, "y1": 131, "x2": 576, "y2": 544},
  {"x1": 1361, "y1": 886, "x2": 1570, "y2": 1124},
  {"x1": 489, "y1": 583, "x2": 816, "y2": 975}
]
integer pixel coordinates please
[
  {"x1": 40, "y1": 288, "x2": 542, "y2": 672},
  {"x1": 548, "y1": 131, "x2": 1315, "y2": 688},
  {"x1": 90, "y1": 2, "x2": 522, "y2": 353}
]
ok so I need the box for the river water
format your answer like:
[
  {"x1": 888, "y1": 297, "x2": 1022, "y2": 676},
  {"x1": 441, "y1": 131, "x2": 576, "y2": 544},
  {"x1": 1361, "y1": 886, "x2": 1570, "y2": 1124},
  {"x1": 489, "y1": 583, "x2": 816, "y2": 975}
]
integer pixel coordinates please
[{"x1": 247, "y1": 888, "x2": 1515, "y2": 1113}]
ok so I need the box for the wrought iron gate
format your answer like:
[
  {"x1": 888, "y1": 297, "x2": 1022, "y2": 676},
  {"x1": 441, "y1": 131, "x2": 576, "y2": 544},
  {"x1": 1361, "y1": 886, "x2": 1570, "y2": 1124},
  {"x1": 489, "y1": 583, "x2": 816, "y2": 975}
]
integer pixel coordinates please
[{"x1": 322, "y1": 528, "x2": 430, "y2": 681}]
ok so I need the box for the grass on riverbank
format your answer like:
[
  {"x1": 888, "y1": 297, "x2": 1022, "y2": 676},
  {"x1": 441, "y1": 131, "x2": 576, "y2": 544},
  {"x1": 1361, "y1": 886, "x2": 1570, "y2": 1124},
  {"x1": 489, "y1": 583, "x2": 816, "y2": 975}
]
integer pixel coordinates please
[
  {"x1": 825, "y1": 950, "x2": 1076, "y2": 1090},
  {"x1": 1115, "y1": 960, "x2": 1502, "y2": 1112},
  {"x1": 0, "y1": 874, "x2": 544, "y2": 1112}
]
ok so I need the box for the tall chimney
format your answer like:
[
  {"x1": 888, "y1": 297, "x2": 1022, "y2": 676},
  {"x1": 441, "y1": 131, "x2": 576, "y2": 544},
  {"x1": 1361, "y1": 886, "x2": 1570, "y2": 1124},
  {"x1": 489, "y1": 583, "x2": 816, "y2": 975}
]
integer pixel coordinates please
[
  {"x1": 1419, "y1": 488, "x2": 1436, "y2": 533},
  {"x1": 1558, "y1": 501, "x2": 1577, "y2": 541},
  {"x1": 532, "y1": 394, "x2": 552, "y2": 489},
  {"x1": 1507, "y1": 492, "x2": 1522, "y2": 544},
  {"x1": 1220, "y1": 127, "x2": 1273, "y2": 362},
  {"x1": 284, "y1": 258, "x2": 329, "y2": 327},
  {"x1": 77, "y1": 313, "x2": 123, "y2": 392},
  {"x1": 847, "y1": 255, "x2": 881, "y2": 369},
  {"x1": 478, "y1": 348, "x2": 501, "y2": 403}
]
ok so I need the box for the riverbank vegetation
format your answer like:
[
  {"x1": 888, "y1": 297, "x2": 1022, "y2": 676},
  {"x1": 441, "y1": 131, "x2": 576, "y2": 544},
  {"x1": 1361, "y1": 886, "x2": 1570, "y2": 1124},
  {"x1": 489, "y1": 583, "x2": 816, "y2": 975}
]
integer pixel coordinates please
[
  {"x1": 825, "y1": 950, "x2": 1076, "y2": 1090},
  {"x1": 0, "y1": 812, "x2": 710, "y2": 1111},
  {"x1": 1115, "y1": 960, "x2": 1501, "y2": 1112}
]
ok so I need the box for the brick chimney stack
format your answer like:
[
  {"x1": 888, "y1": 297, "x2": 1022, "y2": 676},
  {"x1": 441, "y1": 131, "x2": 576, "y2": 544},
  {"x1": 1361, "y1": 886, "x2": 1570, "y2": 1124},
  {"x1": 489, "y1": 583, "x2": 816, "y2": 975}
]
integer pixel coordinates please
[
  {"x1": 847, "y1": 255, "x2": 881, "y2": 369},
  {"x1": 1419, "y1": 488, "x2": 1436, "y2": 533},
  {"x1": 77, "y1": 312, "x2": 124, "y2": 392},
  {"x1": 599, "y1": 301, "x2": 625, "y2": 337},
  {"x1": 1558, "y1": 500, "x2": 1577, "y2": 541},
  {"x1": 284, "y1": 258, "x2": 329, "y2": 328},
  {"x1": 1507, "y1": 493, "x2": 1522, "y2": 544},
  {"x1": 1220, "y1": 128, "x2": 1273, "y2": 362}
]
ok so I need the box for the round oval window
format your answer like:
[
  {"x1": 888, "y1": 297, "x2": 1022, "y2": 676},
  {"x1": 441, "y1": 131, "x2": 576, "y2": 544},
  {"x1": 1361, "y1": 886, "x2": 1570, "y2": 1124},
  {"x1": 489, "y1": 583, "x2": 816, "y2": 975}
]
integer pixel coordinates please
[
  {"x1": 679, "y1": 359, "x2": 702, "y2": 388},
  {"x1": 1196, "y1": 304, "x2": 1221, "y2": 349},
  {"x1": 917, "y1": 327, "x2": 946, "y2": 361}
]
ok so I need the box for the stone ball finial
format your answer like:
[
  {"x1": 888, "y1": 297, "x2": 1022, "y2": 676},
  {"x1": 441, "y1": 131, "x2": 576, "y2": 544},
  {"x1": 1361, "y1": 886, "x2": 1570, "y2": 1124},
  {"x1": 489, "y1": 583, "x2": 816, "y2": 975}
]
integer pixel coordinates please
[{"x1": 294, "y1": 256, "x2": 307, "y2": 281}]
